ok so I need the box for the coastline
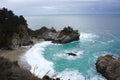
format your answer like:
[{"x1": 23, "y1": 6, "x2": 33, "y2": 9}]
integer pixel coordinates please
[
  {"x1": 0, "y1": 39, "x2": 45, "y2": 70},
  {"x1": 0, "y1": 47, "x2": 31, "y2": 70}
]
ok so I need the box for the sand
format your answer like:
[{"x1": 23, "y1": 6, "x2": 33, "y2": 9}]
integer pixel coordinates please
[
  {"x1": 0, "y1": 39, "x2": 45, "y2": 70},
  {"x1": 0, "y1": 47, "x2": 31, "y2": 70}
]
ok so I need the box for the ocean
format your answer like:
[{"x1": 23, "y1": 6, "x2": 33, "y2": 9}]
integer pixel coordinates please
[{"x1": 24, "y1": 14, "x2": 120, "y2": 80}]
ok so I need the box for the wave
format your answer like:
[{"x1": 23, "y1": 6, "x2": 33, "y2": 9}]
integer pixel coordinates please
[
  {"x1": 80, "y1": 33, "x2": 99, "y2": 42},
  {"x1": 57, "y1": 69, "x2": 106, "y2": 80},
  {"x1": 25, "y1": 41, "x2": 54, "y2": 78},
  {"x1": 58, "y1": 69, "x2": 85, "y2": 80}
]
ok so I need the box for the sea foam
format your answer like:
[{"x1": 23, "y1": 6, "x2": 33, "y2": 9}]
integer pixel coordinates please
[
  {"x1": 80, "y1": 33, "x2": 99, "y2": 42},
  {"x1": 58, "y1": 69, "x2": 85, "y2": 80},
  {"x1": 25, "y1": 41, "x2": 54, "y2": 78}
]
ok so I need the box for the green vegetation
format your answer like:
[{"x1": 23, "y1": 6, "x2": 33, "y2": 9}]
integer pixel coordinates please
[
  {"x1": 0, "y1": 57, "x2": 60, "y2": 80},
  {"x1": 61, "y1": 26, "x2": 78, "y2": 35},
  {"x1": 0, "y1": 57, "x2": 41, "y2": 80},
  {"x1": 58, "y1": 26, "x2": 79, "y2": 38},
  {"x1": 0, "y1": 7, "x2": 28, "y2": 48},
  {"x1": 33, "y1": 26, "x2": 49, "y2": 36}
]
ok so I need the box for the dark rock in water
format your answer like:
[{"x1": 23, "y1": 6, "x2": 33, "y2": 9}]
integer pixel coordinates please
[
  {"x1": 56, "y1": 78, "x2": 60, "y2": 80},
  {"x1": 66, "y1": 53, "x2": 77, "y2": 56},
  {"x1": 96, "y1": 55, "x2": 120, "y2": 80}
]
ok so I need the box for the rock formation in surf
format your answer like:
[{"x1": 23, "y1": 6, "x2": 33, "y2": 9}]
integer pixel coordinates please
[
  {"x1": 96, "y1": 55, "x2": 120, "y2": 80},
  {"x1": 33, "y1": 26, "x2": 80, "y2": 44}
]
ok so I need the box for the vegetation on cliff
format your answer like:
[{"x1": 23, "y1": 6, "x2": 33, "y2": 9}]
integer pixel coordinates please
[
  {"x1": 0, "y1": 57, "x2": 61, "y2": 80},
  {"x1": 0, "y1": 8, "x2": 29, "y2": 49}
]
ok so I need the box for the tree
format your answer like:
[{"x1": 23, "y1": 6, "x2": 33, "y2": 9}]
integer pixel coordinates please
[
  {"x1": 0, "y1": 8, "x2": 28, "y2": 48},
  {"x1": 19, "y1": 15, "x2": 27, "y2": 26}
]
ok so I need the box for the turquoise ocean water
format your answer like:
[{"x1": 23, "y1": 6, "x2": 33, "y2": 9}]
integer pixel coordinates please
[{"x1": 25, "y1": 14, "x2": 120, "y2": 80}]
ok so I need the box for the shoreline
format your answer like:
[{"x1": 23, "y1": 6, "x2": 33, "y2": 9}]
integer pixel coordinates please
[
  {"x1": 0, "y1": 39, "x2": 45, "y2": 70},
  {"x1": 0, "y1": 47, "x2": 31, "y2": 70}
]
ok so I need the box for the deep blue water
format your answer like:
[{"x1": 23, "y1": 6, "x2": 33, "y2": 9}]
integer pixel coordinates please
[{"x1": 25, "y1": 14, "x2": 120, "y2": 80}]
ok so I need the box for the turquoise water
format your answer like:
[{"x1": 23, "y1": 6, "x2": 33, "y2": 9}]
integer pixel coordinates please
[
  {"x1": 40, "y1": 32, "x2": 120, "y2": 80},
  {"x1": 25, "y1": 14, "x2": 120, "y2": 80}
]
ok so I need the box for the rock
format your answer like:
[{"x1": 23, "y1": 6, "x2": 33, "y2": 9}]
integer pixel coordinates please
[
  {"x1": 96, "y1": 55, "x2": 120, "y2": 80},
  {"x1": 22, "y1": 40, "x2": 33, "y2": 46},
  {"x1": 11, "y1": 24, "x2": 30, "y2": 48},
  {"x1": 30, "y1": 26, "x2": 80, "y2": 44},
  {"x1": 42, "y1": 31, "x2": 57, "y2": 41},
  {"x1": 39, "y1": 26, "x2": 80, "y2": 44},
  {"x1": 53, "y1": 26, "x2": 80, "y2": 44},
  {"x1": 66, "y1": 53, "x2": 77, "y2": 56}
]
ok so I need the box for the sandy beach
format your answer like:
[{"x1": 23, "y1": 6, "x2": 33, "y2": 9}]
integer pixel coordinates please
[
  {"x1": 0, "y1": 47, "x2": 31, "y2": 69},
  {"x1": 0, "y1": 39, "x2": 45, "y2": 70}
]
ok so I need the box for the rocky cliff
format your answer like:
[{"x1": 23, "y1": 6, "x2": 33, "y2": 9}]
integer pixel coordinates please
[{"x1": 96, "y1": 55, "x2": 120, "y2": 80}]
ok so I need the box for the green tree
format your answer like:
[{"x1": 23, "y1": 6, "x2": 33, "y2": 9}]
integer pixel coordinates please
[{"x1": 0, "y1": 8, "x2": 28, "y2": 48}]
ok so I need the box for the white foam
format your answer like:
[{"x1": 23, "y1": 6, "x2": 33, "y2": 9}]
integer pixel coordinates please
[
  {"x1": 80, "y1": 33, "x2": 99, "y2": 42},
  {"x1": 57, "y1": 69, "x2": 106, "y2": 80},
  {"x1": 25, "y1": 41, "x2": 55, "y2": 78},
  {"x1": 89, "y1": 76, "x2": 106, "y2": 80},
  {"x1": 58, "y1": 69, "x2": 85, "y2": 80},
  {"x1": 54, "y1": 51, "x2": 84, "y2": 60}
]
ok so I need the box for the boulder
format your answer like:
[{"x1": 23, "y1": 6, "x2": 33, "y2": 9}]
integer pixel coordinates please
[{"x1": 96, "y1": 55, "x2": 120, "y2": 80}]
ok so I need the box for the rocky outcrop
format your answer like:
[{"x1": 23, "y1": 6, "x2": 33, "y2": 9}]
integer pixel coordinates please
[
  {"x1": 42, "y1": 27, "x2": 57, "y2": 41},
  {"x1": 53, "y1": 27, "x2": 80, "y2": 44},
  {"x1": 36, "y1": 26, "x2": 80, "y2": 44},
  {"x1": 96, "y1": 55, "x2": 120, "y2": 80}
]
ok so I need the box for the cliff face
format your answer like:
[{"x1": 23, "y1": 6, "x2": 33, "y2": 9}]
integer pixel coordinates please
[
  {"x1": 0, "y1": 8, "x2": 29, "y2": 49},
  {"x1": 11, "y1": 24, "x2": 29, "y2": 48},
  {"x1": 96, "y1": 55, "x2": 120, "y2": 80}
]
